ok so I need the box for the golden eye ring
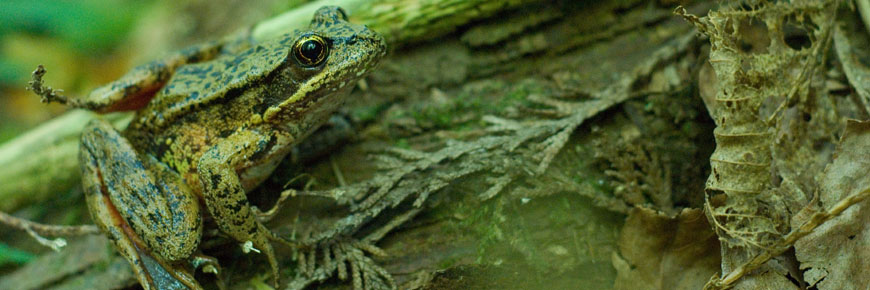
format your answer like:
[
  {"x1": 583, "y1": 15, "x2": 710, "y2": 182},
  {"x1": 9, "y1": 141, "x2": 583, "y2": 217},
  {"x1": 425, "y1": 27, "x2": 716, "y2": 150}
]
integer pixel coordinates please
[{"x1": 293, "y1": 35, "x2": 328, "y2": 67}]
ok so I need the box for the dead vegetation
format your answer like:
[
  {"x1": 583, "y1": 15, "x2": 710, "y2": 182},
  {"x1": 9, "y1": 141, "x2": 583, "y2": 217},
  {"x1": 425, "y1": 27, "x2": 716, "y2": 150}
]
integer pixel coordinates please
[
  {"x1": 3, "y1": 1, "x2": 870, "y2": 289},
  {"x1": 678, "y1": 1, "x2": 870, "y2": 289}
]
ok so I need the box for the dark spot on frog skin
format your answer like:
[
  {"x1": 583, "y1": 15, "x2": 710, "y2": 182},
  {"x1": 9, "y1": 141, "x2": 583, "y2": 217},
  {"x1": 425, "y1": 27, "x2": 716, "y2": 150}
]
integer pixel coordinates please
[
  {"x1": 187, "y1": 92, "x2": 200, "y2": 102},
  {"x1": 147, "y1": 212, "x2": 159, "y2": 224},
  {"x1": 219, "y1": 188, "x2": 234, "y2": 200},
  {"x1": 228, "y1": 55, "x2": 246, "y2": 68},
  {"x1": 248, "y1": 134, "x2": 277, "y2": 161},
  {"x1": 209, "y1": 173, "x2": 223, "y2": 191},
  {"x1": 227, "y1": 199, "x2": 245, "y2": 213}
]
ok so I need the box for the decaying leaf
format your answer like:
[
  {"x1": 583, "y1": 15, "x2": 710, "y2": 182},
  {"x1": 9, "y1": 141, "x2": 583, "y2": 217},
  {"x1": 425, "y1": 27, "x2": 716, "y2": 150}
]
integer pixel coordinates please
[
  {"x1": 678, "y1": 0, "x2": 845, "y2": 288},
  {"x1": 833, "y1": 11, "x2": 870, "y2": 118},
  {"x1": 694, "y1": 0, "x2": 837, "y2": 249},
  {"x1": 613, "y1": 207, "x2": 720, "y2": 290},
  {"x1": 11, "y1": 1, "x2": 870, "y2": 289},
  {"x1": 794, "y1": 120, "x2": 870, "y2": 290}
]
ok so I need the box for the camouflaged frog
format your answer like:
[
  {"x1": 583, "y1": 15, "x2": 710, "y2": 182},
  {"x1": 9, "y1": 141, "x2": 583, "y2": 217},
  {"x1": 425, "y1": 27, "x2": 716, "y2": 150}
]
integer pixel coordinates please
[{"x1": 35, "y1": 6, "x2": 386, "y2": 289}]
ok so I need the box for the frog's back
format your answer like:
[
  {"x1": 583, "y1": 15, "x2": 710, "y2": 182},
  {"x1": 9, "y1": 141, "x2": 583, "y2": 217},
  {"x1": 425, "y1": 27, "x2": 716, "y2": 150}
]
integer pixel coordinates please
[
  {"x1": 122, "y1": 37, "x2": 294, "y2": 175},
  {"x1": 130, "y1": 36, "x2": 295, "y2": 131}
]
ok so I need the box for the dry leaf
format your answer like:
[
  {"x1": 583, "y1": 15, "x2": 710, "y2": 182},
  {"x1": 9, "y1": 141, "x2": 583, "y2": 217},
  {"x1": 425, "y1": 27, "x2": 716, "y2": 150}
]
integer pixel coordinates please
[
  {"x1": 833, "y1": 12, "x2": 870, "y2": 118},
  {"x1": 794, "y1": 120, "x2": 870, "y2": 289},
  {"x1": 612, "y1": 207, "x2": 720, "y2": 290}
]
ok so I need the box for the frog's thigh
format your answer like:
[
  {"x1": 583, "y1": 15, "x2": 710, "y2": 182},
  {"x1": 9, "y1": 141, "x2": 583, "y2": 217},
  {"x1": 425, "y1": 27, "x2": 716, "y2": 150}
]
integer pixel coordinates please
[{"x1": 79, "y1": 119, "x2": 203, "y2": 288}]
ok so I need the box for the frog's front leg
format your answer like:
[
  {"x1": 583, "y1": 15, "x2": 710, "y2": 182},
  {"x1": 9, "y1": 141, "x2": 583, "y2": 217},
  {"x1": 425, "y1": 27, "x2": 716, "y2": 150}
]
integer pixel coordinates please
[
  {"x1": 197, "y1": 128, "x2": 295, "y2": 287},
  {"x1": 80, "y1": 119, "x2": 204, "y2": 289},
  {"x1": 30, "y1": 41, "x2": 222, "y2": 113}
]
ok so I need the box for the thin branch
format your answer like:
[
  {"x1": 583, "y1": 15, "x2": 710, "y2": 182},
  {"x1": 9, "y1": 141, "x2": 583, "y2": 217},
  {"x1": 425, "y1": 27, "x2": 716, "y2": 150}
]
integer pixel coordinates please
[
  {"x1": 26, "y1": 65, "x2": 71, "y2": 105},
  {"x1": 0, "y1": 211, "x2": 100, "y2": 251}
]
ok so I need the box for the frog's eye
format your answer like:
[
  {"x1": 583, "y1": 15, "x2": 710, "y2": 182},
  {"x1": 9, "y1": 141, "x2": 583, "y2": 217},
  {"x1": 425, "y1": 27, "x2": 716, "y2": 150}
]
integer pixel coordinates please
[{"x1": 293, "y1": 35, "x2": 328, "y2": 67}]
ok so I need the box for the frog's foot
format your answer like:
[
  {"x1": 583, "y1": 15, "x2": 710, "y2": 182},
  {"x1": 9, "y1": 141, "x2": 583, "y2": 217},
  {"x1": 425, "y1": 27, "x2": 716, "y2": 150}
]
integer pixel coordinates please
[
  {"x1": 246, "y1": 225, "x2": 282, "y2": 289},
  {"x1": 27, "y1": 65, "x2": 72, "y2": 105},
  {"x1": 293, "y1": 239, "x2": 395, "y2": 290}
]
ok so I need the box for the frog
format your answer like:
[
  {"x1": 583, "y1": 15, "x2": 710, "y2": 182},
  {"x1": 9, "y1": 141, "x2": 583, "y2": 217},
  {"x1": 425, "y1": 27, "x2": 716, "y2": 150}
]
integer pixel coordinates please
[{"x1": 31, "y1": 6, "x2": 386, "y2": 289}]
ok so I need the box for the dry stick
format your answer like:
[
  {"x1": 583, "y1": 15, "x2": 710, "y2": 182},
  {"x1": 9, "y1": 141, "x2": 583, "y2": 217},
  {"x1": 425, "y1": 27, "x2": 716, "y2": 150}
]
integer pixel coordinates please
[
  {"x1": 0, "y1": 211, "x2": 100, "y2": 251},
  {"x1": 705, "y1": 188, "x2": 870, "y2": 290}
]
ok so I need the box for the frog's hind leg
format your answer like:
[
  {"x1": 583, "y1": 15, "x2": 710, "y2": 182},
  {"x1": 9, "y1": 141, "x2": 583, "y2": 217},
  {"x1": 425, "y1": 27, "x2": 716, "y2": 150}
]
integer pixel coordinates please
[
  {"x1": 80, "y1": 119, "x2": 204, "y2": 289},
  {"x1": 30, "y1": 41, "x2": 223, "y2": 113}
]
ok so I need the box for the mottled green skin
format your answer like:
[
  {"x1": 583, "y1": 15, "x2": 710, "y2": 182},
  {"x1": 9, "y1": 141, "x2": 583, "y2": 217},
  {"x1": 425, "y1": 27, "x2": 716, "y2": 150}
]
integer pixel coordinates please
[{"x1": 73, "y1": 6, "x2": 386, "y2": 290}]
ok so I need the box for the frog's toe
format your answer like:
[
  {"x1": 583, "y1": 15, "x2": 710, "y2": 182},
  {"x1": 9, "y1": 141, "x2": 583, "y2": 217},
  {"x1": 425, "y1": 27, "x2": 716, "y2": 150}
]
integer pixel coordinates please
[{"x1": 260, "y1": 240, "x2": 281, "y2": 288}]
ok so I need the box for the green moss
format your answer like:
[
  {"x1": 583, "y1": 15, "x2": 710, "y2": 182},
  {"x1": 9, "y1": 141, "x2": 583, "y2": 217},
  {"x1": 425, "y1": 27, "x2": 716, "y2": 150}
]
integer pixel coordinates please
[
  {"x1": 396, "y1": 78, "x2": 553, "y2": 133},
  {"x1": 454, "y1": 199, "x2": 506, "y2": 263},
  {"x1": 350, "y1": 104, "x2": 386, "y2": 123},
  {"x1": 395, "y1": 138, "x2": 410, "y2": 149}
]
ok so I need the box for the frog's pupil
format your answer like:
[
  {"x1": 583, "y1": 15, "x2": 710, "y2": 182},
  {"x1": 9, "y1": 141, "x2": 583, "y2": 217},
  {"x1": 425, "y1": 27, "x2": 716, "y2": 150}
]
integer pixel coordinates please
[{"x1": 301, "y1": 40, "x2": 322, "y2": 61}]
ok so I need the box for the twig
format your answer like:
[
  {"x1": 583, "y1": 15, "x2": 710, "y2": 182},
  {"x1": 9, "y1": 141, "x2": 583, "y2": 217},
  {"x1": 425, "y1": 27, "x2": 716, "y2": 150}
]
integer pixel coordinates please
[
  {"x1": 26, "y1": 65, "x2": 71, "y2": 105},
  {"x1": 0, "y1": 211, "x2": 100, "y2": 251},
  {"x1": 256, "y1": 189, "x2": 297, "y2": 222}
]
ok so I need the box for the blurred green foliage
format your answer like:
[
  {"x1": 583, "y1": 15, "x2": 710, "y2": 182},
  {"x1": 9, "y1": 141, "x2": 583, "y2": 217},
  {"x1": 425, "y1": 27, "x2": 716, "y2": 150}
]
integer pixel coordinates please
[
  {"x1": 0, "y1": 0, "x2": 143, "y2": 53},
  {"x1": 0, "y1": 0, "x2": 147, "y2": 85}
]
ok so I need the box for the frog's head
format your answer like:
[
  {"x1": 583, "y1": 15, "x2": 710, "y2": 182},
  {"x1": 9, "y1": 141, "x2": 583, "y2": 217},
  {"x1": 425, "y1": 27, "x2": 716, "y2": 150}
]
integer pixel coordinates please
[{"x1": 262, "y1": 6, "x2": 386, "y2": 131}]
